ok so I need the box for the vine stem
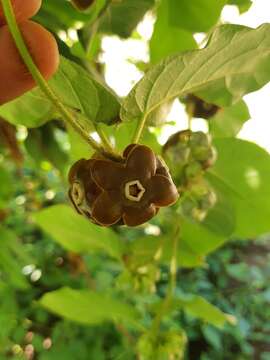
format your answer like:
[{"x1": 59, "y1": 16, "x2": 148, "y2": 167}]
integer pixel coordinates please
[
  {"x1": 150, "y1": 225, "x2": 180, "y2": 338},
  {"x1": 132, "y1": 114, "x2": 147, "y2": 144},
  {"x1": 93, "y1": 123, "x2": 115, "y2": 153},
  {"x1": 2, "y1": 0, "x2": 120, "y2": 160}
]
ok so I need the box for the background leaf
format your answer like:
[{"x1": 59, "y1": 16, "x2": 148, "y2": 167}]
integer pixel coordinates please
[
  {"x1": 209, "y1": 100, "x2": 250, "y2": 138},
  {"x1": 174, "y1": 293, "x2": 236, "y2": 328},
  {"x1": 99, "y1": 0, "x2": 155, "y2": 38},
  {"x1": 121, "y1": 24, "x2": 270, "y2": 122},
  {"x1": 228, "y1": 0, "x2": 253, "y2": 14},
  {"x1": 168, "y1": 0, "x2": 227, "y2": 33},
  {"x1": 0, "y1": 90, "x2": 54, "y2": 128},
  {"x1": 208, "y1": 138, "x2": 270, "y2": 238},
  {"x1": 33, "y1": 205, "x2": 124, "y2": 259},
  {"x1": 40, "y1": 287, "x2": 139, "y2": 326},
  {"x1": 129, "y1": 234, "x2": 205, "y2": 268},
  {"x1": 25, "y1": 123, "x2": 69, "y2": 173},
  {"x1": 150, "y1": 0, "x2": 197, "y2": 64},
  {"x1": 0, "y1": 167, "x2": 14, "y2": 207},
  {"x1": 0, "y1": 227, "x2": 31, "y2": 289}
]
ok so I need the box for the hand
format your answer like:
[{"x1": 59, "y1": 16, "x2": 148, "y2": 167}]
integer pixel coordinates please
[{"x1": 0, "y1": 0, "x2": 59, "y2": 105}]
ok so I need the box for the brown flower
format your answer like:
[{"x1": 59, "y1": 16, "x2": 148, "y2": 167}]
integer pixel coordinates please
[{"x1": 68, "y1": 144, "x2": 179, "y2": 227}]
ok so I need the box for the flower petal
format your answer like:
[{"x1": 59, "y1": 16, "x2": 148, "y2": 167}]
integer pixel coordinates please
[
  {"x1": 123, "y1": 144, "x2": 136, "y2": 158},
  {"x1": 91, "y1": 159, "x2": 125, "y2": 190},
  {"x1": 68, "y1": 159, "x2": 88, "y2": 183},
  {"x1": 123, "y1": 204, "x2": 156, "y2": 227},
  {"x1": 156, "y1": 156, "x2": 171, "y2": 178},
  {"x1": 126, "y1": 145, "x2": 156, "y2": 181},
  {"x1": 92, "y1": 191, "x2": 122, "y2": 226},
  {"x1": 149, "y1": 175, "x2": 179, "y2": 207}
]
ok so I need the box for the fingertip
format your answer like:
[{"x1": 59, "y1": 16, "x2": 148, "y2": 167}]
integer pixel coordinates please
[
  {"x1": 0, "y1": 0, "x2": 41, "y2": 25},
  {"x1": 0, "y1": 20, "x2": 59, "y2": 105}
]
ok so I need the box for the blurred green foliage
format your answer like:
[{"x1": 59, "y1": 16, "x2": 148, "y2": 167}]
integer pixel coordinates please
[{"x1": 0, "y1": 0, "x2": 270, "y2": 359}]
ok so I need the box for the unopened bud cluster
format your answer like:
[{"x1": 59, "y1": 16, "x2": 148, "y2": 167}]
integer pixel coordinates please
[{"x1": 163, "y1": 130, "x2": 217, "y2": 222}]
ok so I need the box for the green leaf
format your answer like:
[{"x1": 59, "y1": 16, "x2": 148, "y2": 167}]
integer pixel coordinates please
[
  {"x1": 168, "y1": 0, "x2": 226, "y2": 33},
  {"x1": 48, "y1": 57, "x2": 120, "y2": 125},
  {"x1": 129, "y1": 234, "x2": 205, "y2": 268},
  {"x1": 0, "y1": 166, "x2": 14, "y2": 206},
  {"x1": 209, "y1": 100, "x2": 250, "y2": 138},
  {"x1": 0, "y1": 286, "x2": 18, "y2": 345},
  {"x1": 25, "y1": 124, "x2": 69, "y2": 173},
  {"x1": 150, "y1": 0, "x2": 197, "y2": 64},
  {"x1": 0, "y1": 56, "x2": 120, "y2": 128},
  {"x1": 33, "y1": 205, "x2": 124, "y2": 259},
  {"x1": 208, "y1": 138, "x2": 270, "y2": 238},
  {"x1": 0, "y1": 227, "x2": 31, "y2": 289},
  {"x1": 99, "y1": 0, "x2": 155, "y2": 38},
  {"x1": 228, "y1": 0, "x2": 253, "y2": 14},
  {"x1": 40, "y1": 287, "x2": 139, "y2": 326},
  {"x1": 0, "y1": 90, "x2": 54, "y2": 128},
  {"x1": 121, "y1": 24, "x2": 270, "y2": 123},
  {"x1": 202, "y1": 184, "x2": 236, "y2": 237},
  {"x1": 175, "y1": 293, "x2": 236, "y2": 328},
  {"x1": 180, "y1": 218, "x2": 228, "y2": 256},
  {"x1": 68, "y1": 126, "x2": 93, "y2": 162},
  {"x1": 106, "y1": 121, "x2": 161, "y2": 154},
  {"x1": 34, "y1": 0, "x2": 90, "y2": 32}
]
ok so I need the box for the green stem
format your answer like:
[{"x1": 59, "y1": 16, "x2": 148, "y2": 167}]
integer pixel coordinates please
[
  {"x1": 94, "y1": 123, "x2": 115, "y2": 153},
  {"x1": 150, "y1": 225, "x2": 180, "y2": 338},
  {"x1": 86, "y1": 20, "x2": 99, "y2": 60},
  {"x1": 2, "y1": 0, "x2": 120, "y2": 160},
  {"x1": 169, "y1": 225, "x2": 180, "y2": 295},
  {"x1": 186, "y1": 103, "x2": 194, "y2": 130},
  {"x1": 132, "y1": 114, "x2": 147, "y2": 144}
]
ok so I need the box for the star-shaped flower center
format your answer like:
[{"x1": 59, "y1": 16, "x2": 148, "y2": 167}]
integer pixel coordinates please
[{"x1": 124, "y1": 180, "x2": 145, "y2": 202}]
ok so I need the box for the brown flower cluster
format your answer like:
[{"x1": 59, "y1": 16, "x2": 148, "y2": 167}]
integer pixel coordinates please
[{"x1": 68, "y1": 144, "x2": 179, "y2": 227}]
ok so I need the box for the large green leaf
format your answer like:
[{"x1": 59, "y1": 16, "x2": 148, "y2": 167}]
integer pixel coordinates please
[
  {"x1": 99, "y1": 0, "x2": 155, "y2": 38},
  {"x1": 40, "y1": 287, "x2": 139, "y2": 326},
  {"x1": 0, "y1": 56, "x2": 120, "y2": 128},
  {"x1": 48, "y1": 57, "x2": 120, "y2": 125},
  {"x1": 0, "y1": 90, "x2": 54, "y2": 128},
  {"x1": 121, "y1": 24, "x2": 270, "y2": 123},
  {"x1": 150, "y1": 0, "x2": 197, "y2": 64},
  {"x1": 209, "y1": 100, "x2": 250, "y2": 138},
  {"x1": 168, "y1": 0, "x2": 226, "y2": 33},
  {"x1": 208, "y1": 138, "x2": 270, "y2": 238},
  {"x1": 174, "y1": 293, "x2": 236, "y2": 328},
  {"x1": 33, "y1": 205, "x2": 124, "y2": 259}
]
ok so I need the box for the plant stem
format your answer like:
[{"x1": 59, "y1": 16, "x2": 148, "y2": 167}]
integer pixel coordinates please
[
  {"x1": 132, "y1": 115, "x2": 147, "y2": 144},
  {"x1": 86, "y1": 20, "x2": 99, "y2": 60},
  {"x1": 170, "y1": 225, "x2": 180, "y2": 295},
  {"x1": 2, "y1": 0, "x2": 120, "y2": 160},
  {"x1": 150, "y1": 225, "x2": 180, "y2": 338},
  {"x1": 94, "y1": 123, "x2": 115, "y2": 153}
]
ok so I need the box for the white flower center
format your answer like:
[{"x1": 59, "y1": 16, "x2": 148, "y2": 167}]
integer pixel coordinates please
[{"x1": 125, "y1": 180, "x2": 145, "y2": 202}]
